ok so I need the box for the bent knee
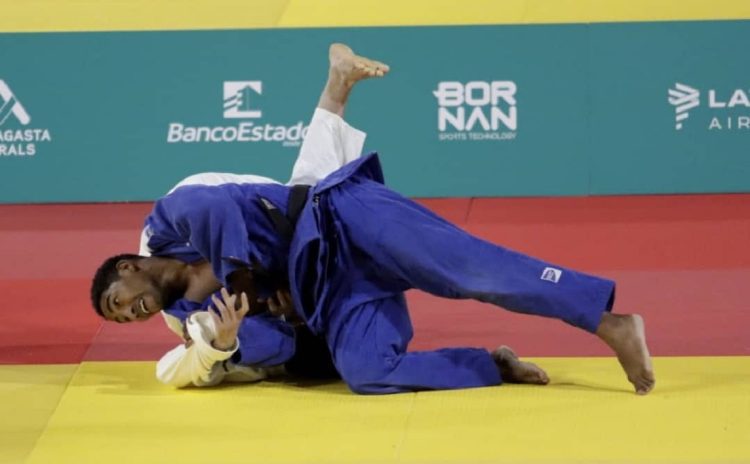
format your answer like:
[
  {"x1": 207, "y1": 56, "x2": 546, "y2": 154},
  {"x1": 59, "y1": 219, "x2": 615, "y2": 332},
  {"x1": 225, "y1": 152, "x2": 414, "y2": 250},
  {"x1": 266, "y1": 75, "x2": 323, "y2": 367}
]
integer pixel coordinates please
[
  {"x1": 346, "y1": 379, "x2": 384, "y2": 394},
  {"x1": 344, "y1": 376, "x2": 406, "y2": 395},
  {"x1": 338, "y1": 357, "x2": 404, "y2": 395}
]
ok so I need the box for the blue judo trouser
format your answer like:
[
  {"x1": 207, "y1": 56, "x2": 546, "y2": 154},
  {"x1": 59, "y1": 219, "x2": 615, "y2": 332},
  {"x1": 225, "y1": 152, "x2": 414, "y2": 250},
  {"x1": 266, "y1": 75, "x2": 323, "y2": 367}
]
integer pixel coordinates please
[{"x1": 311, "y1": 178, "x2": 615, "y2": 394}]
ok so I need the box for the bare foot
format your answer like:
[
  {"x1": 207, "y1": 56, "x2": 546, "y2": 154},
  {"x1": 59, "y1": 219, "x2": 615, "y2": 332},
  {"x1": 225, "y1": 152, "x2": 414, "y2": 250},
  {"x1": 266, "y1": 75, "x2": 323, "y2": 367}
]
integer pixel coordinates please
[
  {"x1": 329, "y1": 43, "x2": 390, "y2": 83},
  {"x1": 492, "y1": 346, "x2": 549, "y2": 385},
  {"x1": 318, "y1": 43, "x2": 390, "y2": 117},
  {"x1": 596, "y1": 313, "x2": 655, "y2": 395}
]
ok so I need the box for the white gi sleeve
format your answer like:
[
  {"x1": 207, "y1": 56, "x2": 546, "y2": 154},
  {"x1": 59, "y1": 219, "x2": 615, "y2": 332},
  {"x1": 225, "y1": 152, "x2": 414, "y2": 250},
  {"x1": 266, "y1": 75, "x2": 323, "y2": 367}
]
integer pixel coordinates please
[
  {"x1": 138, "y1": 226, "x2": 153, "y2": 256},
  {"x1": 156, "y1": 312, "x2": 280, "y2": 388},
  {"x1": 155, "y1": 312, "x2": 238, "y2": 387},
  {"x1": 288, "y1": 108, "x2": 367, "y2": 185}
]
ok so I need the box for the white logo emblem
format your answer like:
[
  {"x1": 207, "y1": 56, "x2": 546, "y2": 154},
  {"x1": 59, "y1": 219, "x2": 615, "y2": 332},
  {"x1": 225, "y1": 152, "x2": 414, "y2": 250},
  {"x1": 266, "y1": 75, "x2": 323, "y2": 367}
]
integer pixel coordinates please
[
  {"x1": 668, "y1": 83, "x2": 700, "y2": 130},
  {"x1": 540, "y1": 267, "x2": 562, "y2": 283},
  {"x1": 166, "y1": 81, "x2": 307, "y2": 147},
  {"x1": 0, "y1": 79, "x2": 52, "y2": 158},
  {"x1": 223, "y1": 81, "x2": 262, "y2": 119},
  {"x1": 667, "y1": 83, "x2": 750, "y2": 131},
  {"x1": 433, "y1": 81, "x2": 517, "y2": 141},
  {"x1": 0, "y1": 80, "x2": 31, "y2": 126}
]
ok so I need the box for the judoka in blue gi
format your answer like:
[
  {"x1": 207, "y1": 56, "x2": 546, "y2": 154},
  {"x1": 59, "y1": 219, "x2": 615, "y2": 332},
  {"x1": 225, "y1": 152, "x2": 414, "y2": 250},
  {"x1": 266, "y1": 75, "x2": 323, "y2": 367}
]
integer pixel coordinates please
[{"x1": 91, "y1": 44, "x2": 655, "y2": 395}]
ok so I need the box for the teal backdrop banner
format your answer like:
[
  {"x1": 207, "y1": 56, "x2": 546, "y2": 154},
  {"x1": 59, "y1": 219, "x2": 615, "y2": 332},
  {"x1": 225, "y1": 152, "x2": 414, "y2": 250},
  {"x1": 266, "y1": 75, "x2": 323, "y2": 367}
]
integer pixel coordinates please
[{"x1": 0, "y1": 21, "x2": 748, "y2": 203}]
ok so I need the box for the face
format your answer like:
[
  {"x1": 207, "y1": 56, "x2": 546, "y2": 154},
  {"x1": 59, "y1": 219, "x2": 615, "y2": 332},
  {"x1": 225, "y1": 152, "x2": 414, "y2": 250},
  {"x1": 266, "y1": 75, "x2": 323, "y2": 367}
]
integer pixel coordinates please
[{"x1": 99, "y1": 260, "x2": 167, "y2": 323}]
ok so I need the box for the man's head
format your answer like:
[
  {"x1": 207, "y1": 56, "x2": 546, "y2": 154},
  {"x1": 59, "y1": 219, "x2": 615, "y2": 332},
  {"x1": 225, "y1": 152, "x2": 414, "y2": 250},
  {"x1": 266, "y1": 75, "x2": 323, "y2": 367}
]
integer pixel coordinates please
[{"x1": 90, "y1": 254, "x2": 171, "y2": 323}]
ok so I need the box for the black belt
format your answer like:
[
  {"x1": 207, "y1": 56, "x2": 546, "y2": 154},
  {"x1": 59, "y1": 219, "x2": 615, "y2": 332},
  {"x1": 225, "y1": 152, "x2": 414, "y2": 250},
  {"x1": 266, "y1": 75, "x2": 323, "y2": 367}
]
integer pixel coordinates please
[{"x1": 259, "y1": 184, "x2": 311, "y2": 242}]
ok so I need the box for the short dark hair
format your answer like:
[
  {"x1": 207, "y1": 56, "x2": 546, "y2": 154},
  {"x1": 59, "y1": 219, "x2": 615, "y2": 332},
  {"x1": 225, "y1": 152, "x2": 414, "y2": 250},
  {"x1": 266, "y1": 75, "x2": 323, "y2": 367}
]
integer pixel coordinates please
[{"x1": 90, "y1": 254, "x2": 141, "y2": 318}]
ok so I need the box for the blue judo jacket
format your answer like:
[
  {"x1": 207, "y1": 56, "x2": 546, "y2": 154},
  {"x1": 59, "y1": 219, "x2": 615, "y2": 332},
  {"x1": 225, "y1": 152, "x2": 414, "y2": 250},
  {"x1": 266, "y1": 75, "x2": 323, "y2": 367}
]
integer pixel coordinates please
[{"x1": 142, "y1": 153, "x2": 387, "y2": 367}]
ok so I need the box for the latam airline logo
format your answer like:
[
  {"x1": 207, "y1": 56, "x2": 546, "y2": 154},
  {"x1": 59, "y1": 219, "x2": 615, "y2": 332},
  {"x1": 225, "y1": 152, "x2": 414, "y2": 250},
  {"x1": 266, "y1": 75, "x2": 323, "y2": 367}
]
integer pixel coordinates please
[
  {"x1": 668, "y1": 82, "x2": 750, "y2": 131},
  {"x1": 668, "y1": 83, "x2": 700, "y2": 130},
  {"x1": 0, "y1": 80, "x2": 31, "y2": 126}
]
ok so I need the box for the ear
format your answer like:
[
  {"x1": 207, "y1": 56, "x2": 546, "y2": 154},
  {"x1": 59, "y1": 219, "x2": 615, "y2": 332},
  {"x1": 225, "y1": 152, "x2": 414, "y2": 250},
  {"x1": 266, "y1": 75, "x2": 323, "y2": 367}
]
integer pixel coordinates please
[{"x1": 115, "y1": 259, "x2": 138, "y2": 274}]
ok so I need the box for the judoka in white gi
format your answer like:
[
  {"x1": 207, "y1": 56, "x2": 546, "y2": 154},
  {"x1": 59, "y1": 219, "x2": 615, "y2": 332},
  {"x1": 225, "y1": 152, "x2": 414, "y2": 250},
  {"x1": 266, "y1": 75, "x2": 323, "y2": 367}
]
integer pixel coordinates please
[{"x1": 92, "y1": 44, "x2": 655, "y2": 395}]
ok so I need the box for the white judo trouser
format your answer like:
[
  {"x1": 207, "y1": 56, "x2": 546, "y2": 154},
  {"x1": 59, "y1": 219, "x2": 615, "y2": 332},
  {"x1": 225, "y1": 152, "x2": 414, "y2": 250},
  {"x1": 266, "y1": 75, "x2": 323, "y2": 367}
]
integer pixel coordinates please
[{"x1": 152, "y1": 108, "x2": 367, "y2": 387}]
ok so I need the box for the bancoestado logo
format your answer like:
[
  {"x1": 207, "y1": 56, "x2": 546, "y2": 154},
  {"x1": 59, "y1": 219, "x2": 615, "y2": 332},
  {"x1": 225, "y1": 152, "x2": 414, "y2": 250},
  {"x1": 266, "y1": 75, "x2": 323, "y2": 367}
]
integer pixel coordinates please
[
  {"x1": 167, "y1": 81, "x2": 307, "y2": 147},
  {"x1": 668, "y1": 82, "x2": 750, "y2": 131},
  {"x1": 434, "y1": 81, "x2": 517, "y2": 141},
  {"x1": 0, "y1": 79, "x2": 52, "y2": 157}
]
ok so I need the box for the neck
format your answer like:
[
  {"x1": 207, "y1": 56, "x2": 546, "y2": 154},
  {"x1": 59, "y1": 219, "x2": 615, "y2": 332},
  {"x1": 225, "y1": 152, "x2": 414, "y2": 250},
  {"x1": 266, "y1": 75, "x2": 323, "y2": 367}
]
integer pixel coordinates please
[
  {"x1": 142, "y1": 257, "x2": 191, "y2": 297},
  {"x1": 183, "y1": 261, "x2": 222, "y2": 302}
]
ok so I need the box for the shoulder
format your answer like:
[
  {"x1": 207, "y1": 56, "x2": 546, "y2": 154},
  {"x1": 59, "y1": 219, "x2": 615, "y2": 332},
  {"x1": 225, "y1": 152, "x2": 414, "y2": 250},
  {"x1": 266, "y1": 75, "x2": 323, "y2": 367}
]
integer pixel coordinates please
[
  {"x1": 156, "y1": 184, "x2": 234, "y2": 215},
  {"x1": 168, "y1": 173, "x2": 280, "y2": 193}
]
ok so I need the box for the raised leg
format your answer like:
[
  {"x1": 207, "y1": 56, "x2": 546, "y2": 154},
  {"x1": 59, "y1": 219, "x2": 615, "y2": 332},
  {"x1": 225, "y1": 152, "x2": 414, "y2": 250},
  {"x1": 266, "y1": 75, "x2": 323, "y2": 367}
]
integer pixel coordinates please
[
  {"x1": 329, "y1": 179, "x2": 654, "y2": 394},
  {"x1": 288, "y1": 44, "x2": 388, "y2": 186}
]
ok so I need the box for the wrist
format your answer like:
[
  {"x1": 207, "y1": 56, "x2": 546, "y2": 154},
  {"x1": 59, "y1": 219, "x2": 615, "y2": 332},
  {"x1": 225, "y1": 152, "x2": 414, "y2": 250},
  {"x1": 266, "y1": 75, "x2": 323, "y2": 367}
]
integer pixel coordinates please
[{"x1": 211, "y1": 338, "x2": 237, "y2": 351}]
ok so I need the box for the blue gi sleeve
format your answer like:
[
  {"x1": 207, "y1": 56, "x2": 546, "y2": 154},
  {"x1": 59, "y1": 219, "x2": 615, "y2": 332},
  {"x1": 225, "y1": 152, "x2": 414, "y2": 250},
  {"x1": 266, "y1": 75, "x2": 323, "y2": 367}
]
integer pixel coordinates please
[
  {"x1": 150, "y1": 186, "x2": 255, "y2": 284},
  {"x1": 232, "y1": 313, "x2": 297, "y2": 367}
]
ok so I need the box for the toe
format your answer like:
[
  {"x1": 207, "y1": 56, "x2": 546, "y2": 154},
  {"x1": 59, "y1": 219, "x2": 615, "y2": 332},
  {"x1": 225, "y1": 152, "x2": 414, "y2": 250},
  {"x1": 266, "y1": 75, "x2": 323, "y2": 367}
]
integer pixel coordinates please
[
  {"x1": 498, "y1": 345, "x2": 518, "y2": 359},
  {"x1": 534, "y1": 368, "x2": 549, "y2": 385},
  {"x1": 635, "y1": 377, "x2": 654, "y2": 395},
  {"x1": 374, "y1": 61, "x2": 390, "y2": 72}
]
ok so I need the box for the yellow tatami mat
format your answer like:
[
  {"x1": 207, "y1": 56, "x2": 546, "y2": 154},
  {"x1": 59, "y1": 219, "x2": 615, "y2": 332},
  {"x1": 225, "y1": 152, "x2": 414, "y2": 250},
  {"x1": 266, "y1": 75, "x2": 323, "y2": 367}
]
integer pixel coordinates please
[
  {"x1": 8, "y1": 357, "x2": 747, "y2": 464},
  {"x1": 0, "y1": 364, "x2": 78, "y2": 464}
]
